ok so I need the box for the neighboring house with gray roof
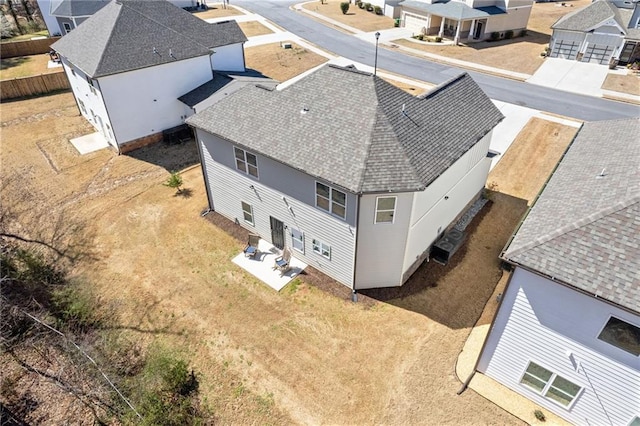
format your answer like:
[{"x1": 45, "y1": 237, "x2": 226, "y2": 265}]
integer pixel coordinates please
[
  {"x1": 549, "y1": 0, "x2": 640, "y2": 65},
  {"x1": 477, "y1": 117, "x2": 640, "y2": 425},
  {"x1": 187, "y1": 64, "x2": 503, "y2": 289},
  {"x1": 399, "y1": 0, "x2": 533, "y2": 44},
  {"x1": 51, "y1": 0, "x2": 247, "y2": 152}
]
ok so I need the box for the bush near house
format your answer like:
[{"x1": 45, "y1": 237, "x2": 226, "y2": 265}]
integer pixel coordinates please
[
  {"x1": 358, "y1": 0, "x2": 365, "y2": 8},
  {"x1": 490, "y1": 31, "x2": 500, "y2": 41},
  {"x1": 364, "y1": 3, "x2": 372, "y2": 11},
  {"x1": 505, "y1": 30, "x2": 514, "y2": 39},
  {"x1": 374, "y1": 5, "x2": 382, "y2": 14},
  {"x1": 340, "y1": 2, "x2": 349, "y2": 14}
]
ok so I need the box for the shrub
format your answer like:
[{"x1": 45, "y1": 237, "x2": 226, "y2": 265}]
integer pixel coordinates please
[
  {"x1": 505, "y1": 29, "x2": 514, "y2": 39},
  {"x1": 519, "y1": 29, "x2": 527, "y2": 37},
  {"x1": 490, "y1": 31, "x2": 500, "y2": 41},
  {"x1": 374, "y1": 5, "x2": 382, "y2": 14},
  {"x1": 364, "y1": 2, "x2": 372, "y2": 11},
  {"x1": 340, "y1": 1, "x2": 349, "y2": 14},
  {"x1": 164, "y1": 171, "x2": 183, "y2": 194},
  {"x1": 358, "y1": 1, "x2": 365, "y2": 8},
  {"x1": 434, "y1": 36, "x2": 442, "y2": 43},
  {"x1": 534, "y1": 409, "x2": 546, "y2": 422}
]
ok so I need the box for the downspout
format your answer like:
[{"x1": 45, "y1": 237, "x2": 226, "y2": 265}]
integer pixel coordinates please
[{"x1": 351, "y1": 193, "x2": 361, "y2": 302}]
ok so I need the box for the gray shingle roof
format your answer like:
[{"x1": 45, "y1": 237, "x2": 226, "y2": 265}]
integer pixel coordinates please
[
  {"x1": 504, "y1": 117, "x2": 640, "y2": 313},
  {"x1": 51, "y1": 0, "x2": 246, "y2": 78},
  {"x1": 51, "y1": 0, "x2": 110, "y2": 17},
  {"x1": 187, "y1": 64, "x2": 503, "y2": 194},
  {"x1": 552, "y1": 0, "x2": 625, "y2": 33},
  {"x1": 179, "y1": 72, "x2": 277, "y2": 108},
  {"x1": 401, "y1": 0, "x2": 503, "y2": 20}
]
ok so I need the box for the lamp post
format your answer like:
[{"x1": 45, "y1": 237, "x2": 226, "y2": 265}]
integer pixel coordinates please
[{"x1": 374, "y1": 31, "x2": 380, "y2": 76}]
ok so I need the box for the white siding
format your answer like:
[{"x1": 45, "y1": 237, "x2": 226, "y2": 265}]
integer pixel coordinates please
[
  {"x1": 36, "y1": 0, "x2": 62, "y2": 35},
  {"x1": 402, "y1": 134, "x2": 492, "y2": 272},
  {"x1": 61, "y1": 59, "x2": 116, "y2": 148},
  {"x1": 484, "y1": 6, "x2": 532, "y2": 34},
  {"x1": 354, "y1": 192, "x2": 412, "y2": 289},
  {"x1": 210, "y1": 43, "x2": 245, "y2": 72},
  {"x1": 198, "y1": 131, "x2": 357, "y2": 287},
  {"x1": 99, "y1": 55, "x2": 212, "y2": 145},
  {"x1": 479, "y1": 268, "x2": 640, "y2": 426}
]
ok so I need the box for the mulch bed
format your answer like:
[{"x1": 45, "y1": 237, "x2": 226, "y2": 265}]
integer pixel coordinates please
[{"x1": 202, "y1": 200, "x2": 493, "y2": 307}]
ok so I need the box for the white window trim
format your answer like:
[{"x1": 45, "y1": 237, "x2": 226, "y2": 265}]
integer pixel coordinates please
[
  {"x1": 291, "y1": 228, "x2": 304, "y2": 254},
  {"x1": 312, "y1": 238, "x2": 331, "y2": 260},
  {"x1": 519, "y1": 361, "x2": 583, "y2": 410},
  {"x1": 241, "y1": 201, "x2": 254, "y2": 226},
  {"x1": 63, "y1": 22, "x2": 72, "y2": 33},
  {"x1": 234, "y1": 146, "x2": 259, "y2": 179},
  {"x1": 374, "y1": 196, "x2": 397, "y2": 224},
  {"x1": 315, "y1": 181, "x2": 347, "y2": 220},
  {"x1": 596, "y1": 315, "x2": 640, "y2": 356}
]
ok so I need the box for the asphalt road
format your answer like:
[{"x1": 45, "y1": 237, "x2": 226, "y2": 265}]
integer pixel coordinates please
[{"x1": 234, "y1": 0, "x2": 640, "y2": 121}]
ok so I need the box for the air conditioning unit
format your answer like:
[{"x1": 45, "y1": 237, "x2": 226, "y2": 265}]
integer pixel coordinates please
[{"x1": 431, "y1": 229, "x2": 465, "y2": 265}]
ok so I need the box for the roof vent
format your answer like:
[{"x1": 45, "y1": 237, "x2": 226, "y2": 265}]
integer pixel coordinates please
[
  {"x1": 153, "y1": 47, "x2": 161, "y2": 56},
  {"x1": 596, "y1": 168, "x2": 607, "y2": 179},
  {"x1": 301, "y1": 106, "x2": 309, "y2": 114},
  {"x1": 169, "y1": 49, "x2": 176, "y2": 60}
]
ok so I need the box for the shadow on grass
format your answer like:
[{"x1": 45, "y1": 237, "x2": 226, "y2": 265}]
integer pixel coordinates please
[
  {"x1": 1, "y1": 56, "x2": 30, "y2": 72},
  {"x1": 465, "y1": 30, "x2": 550, "y2": 50},
  {"x1": 174, "y1": 188, "x2": 194, "y2": 198},
  {"x1": 126, "y1": 139, "x2": 200, "y2": 172}
]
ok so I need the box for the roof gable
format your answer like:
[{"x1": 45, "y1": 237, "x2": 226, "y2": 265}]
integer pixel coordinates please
[
  {"x1": 552, "y1": 0, "x2": 626, "y2": 33},
  {"x1": 52, "y1": 0, "x2": 110, "y2": 17},
  {"x1": 51, "y1": 0, "x2": 247, "y2": 78},
  {"x1": 187, "y1": 64, "x2": 503, "y2": 194},
  {"x1": 504, "y1": 117, "x2": 640, "y2": 313}
]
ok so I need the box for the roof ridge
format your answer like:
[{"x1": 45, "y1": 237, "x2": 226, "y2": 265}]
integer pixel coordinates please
[
  {"x1": 505, "y1": 194, "x2": 640, "y2": 260},
  {"x1": 93, "y1": 2, "x2": 122, "y2": 78},
  {"x1": 419, "y1": 72, "x2": 468, "y2": 100}
]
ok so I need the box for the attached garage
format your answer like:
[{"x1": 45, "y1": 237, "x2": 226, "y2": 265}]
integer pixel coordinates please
[
  {"x1": 549, "y1": 39, "x2": 579, "y2": 60},
  {"x1": 402, "y1": 12, "x2": 428, "y2": 34}
]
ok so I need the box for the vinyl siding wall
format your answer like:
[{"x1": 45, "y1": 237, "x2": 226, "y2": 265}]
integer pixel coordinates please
[
  {"x1": 478, "y1": 268, "x2": 640, "y2": 426},
  {"x1": 61, "y1": 58, "x2": 117, "y2": 148},
  {"x1": 402, "y1": 133, "x2": 492, "y2": 273},
  {"x1": 210, "y1": 43, "x2": 245, "y2": 72},
  {"x1": 484, "y1": 6, "x2": 532, "y2": 34},
  {"x1": 354, "y1": 192, "x2": 413, "y2": 289},
  {"x1": 99, "y1": 55, "x2": 212, "y2": 146},
  {"x1": 198, "y1": 130, "x2": 357, "y2": 287}
]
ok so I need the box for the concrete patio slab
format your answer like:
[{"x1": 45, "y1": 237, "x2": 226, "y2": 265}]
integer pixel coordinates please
[
  {"x1": 69, "y1": 132, "x2": 110, "y2": 155},
  {"x1": 232, "y1": 239, "x2": 307, "y2": 291},
  {"x1": 527, "y1": 58, "x2": 608, "y2": 97}
]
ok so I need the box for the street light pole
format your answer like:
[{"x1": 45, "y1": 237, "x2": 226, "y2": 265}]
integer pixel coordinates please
[{"x1": 374, "y1": 31, "x2": 380, "y2": 76}]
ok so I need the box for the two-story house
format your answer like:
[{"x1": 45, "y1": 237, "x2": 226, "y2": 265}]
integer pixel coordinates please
[
  {"x1": 187, "y1": 64, "x2": 504, "y2": 289},
  {"x1": 477, "y1": 117, "x2": 640, "y2": 425},
  {"x1": 50, "y1": 0, "x2": 246, "y2": 153},
  {"x1": 399, "y1": 0, "x2": 533, "y2": 43}
]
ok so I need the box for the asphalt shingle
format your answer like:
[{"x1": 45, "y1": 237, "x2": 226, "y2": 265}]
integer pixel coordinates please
[
  {"x1": 504, "y1": 117, "x2": 640, "y2": 313},
  {"x1": 52, "y1": 0, "x2": 110, "y2": 17},
  {"x1": 51, "y1": 0, "x2": 247, "y2": 78},
  {"x1": 187, "y1": 64, "x2": 503, "y2": 194}
]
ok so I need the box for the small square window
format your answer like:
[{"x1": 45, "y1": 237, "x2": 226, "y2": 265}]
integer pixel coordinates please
[
  {"x1": 234, "y1": 147, "x2": 259, "y2": 178},
  {"x1": 312, "y1": 238, "x2": 331, "y2": 259},
  {"x1": 375, "y1": 196, "x2": 396, "y2": 224},
  {"x1": 315, "y1": 181, "x2": 346, "y2": 220}
]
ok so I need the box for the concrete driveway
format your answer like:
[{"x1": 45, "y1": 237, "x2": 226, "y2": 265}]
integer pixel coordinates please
[{"x1": 526, "y1": 57, "x2": 609, "y2": 97}]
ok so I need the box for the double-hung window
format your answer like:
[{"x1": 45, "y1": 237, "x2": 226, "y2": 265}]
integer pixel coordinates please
[
  {"x1": 241, "y1": 201, "x2": 254, "y2": 225},
  {"x1": 316, "y1": 182, "x2": 346, "y2": 219},
  {"x1": 312, "y1": 239, "x2": 331, "y2": 259},
  {"x1": 375, "y1": 196, "x2": 396, "y2": 224},
  {"x1": 520, "y1": 361, "x2": 581, "y2": 407},
  {"x1": 234, "y1": 147, "x2": 258, "y2": 178},
  {"x1": 291, "y1": 228, "x2": 304, "y2": 253}
]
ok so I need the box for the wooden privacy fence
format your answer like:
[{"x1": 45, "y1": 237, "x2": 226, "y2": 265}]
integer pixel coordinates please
[
  {"x1": 1, "y1": 72, "x2": 70, "y2": 101},
  {"x1": 0, "y1": 37, "x2": 62, "y2": 58}
]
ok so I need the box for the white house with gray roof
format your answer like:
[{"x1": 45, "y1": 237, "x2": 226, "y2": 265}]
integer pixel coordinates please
[
  {"x1": 549, "y1": 0, "x2": 640, "y2": 65},
  {"x1": 187, "y1": 64, "x2": 503, "y2": 289},
  {"x1": 399, "y1": 0, "x2": 533, "y2": 43},
  {"x1": 477, "y1": 117, "x2": 640, "y2": 425},
  {"x1": 51, "y1": 0, "x2": 246, "y2": 152}
]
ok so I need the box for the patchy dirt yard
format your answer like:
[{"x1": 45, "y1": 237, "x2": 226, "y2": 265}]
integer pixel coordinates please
[
  {"x1": 2, "y1": 87, "x2": 532, "y2": 424},
  {"x1": 602, "y1": 72, "x2": 640, "y2": 96},
  {"x1": 391, "y1": 0, "x2": 591, "y2": 76},
  {"x1": 193, "y1": 3, "x2": 244, "y2": 19},
  {"x1": 238, "y1": 20, "x2": 273, "y2": 38},
  {"x1": 302, "y1": 0, "x2": 394, "y2": 32},
  {"x1": 487, "y1": 117, "x2": 580, "y2": 203},
  {"x1": 1, "y1": 54, "x2": 63, "y2": 79},
  {"x1": 245, "y1": 42, "x2": 328, "y2": 82}
]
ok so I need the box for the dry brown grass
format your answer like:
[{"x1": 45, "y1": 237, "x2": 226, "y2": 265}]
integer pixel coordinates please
[
  {"x1": 238, "y1": 20, "x2": 273, "y2": 38},
  {"x1": 193, "y1": 3, "x2": 244, "y2": 19},
  {"x1": 602, "y1": 72, "x2": 640, "y2": 96},
  {"x1": 382, "y1": 76, "x2": 430, "y2": 95},
  {"x1": 302, "y1": 0, "x2": 394, "y2": 32},
  {"x1": 391, "y1": 0, "x2": 591, "y2": 76},
  {"x1": 1, "y1": 54, "x2": 64, "y2": 79},
  {"x1": 487, "y1": 117, "x2": 580, "y2": 203},
  {"x1": 244, "y1": 42, "x2": 328, "y2": 82}
]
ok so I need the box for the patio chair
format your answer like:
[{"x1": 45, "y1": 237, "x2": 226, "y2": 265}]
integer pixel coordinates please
[
  {"x1": 243, "y1": 233, "x2": 260, "y2": 259},
  {"x1": 273, "y1": 247, "x2": 292, "y2": 276}
]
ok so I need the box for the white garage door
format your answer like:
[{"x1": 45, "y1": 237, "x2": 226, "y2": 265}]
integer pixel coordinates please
[{"x1": 403, "y1": 12, "x2": 428, "y2": 34}]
